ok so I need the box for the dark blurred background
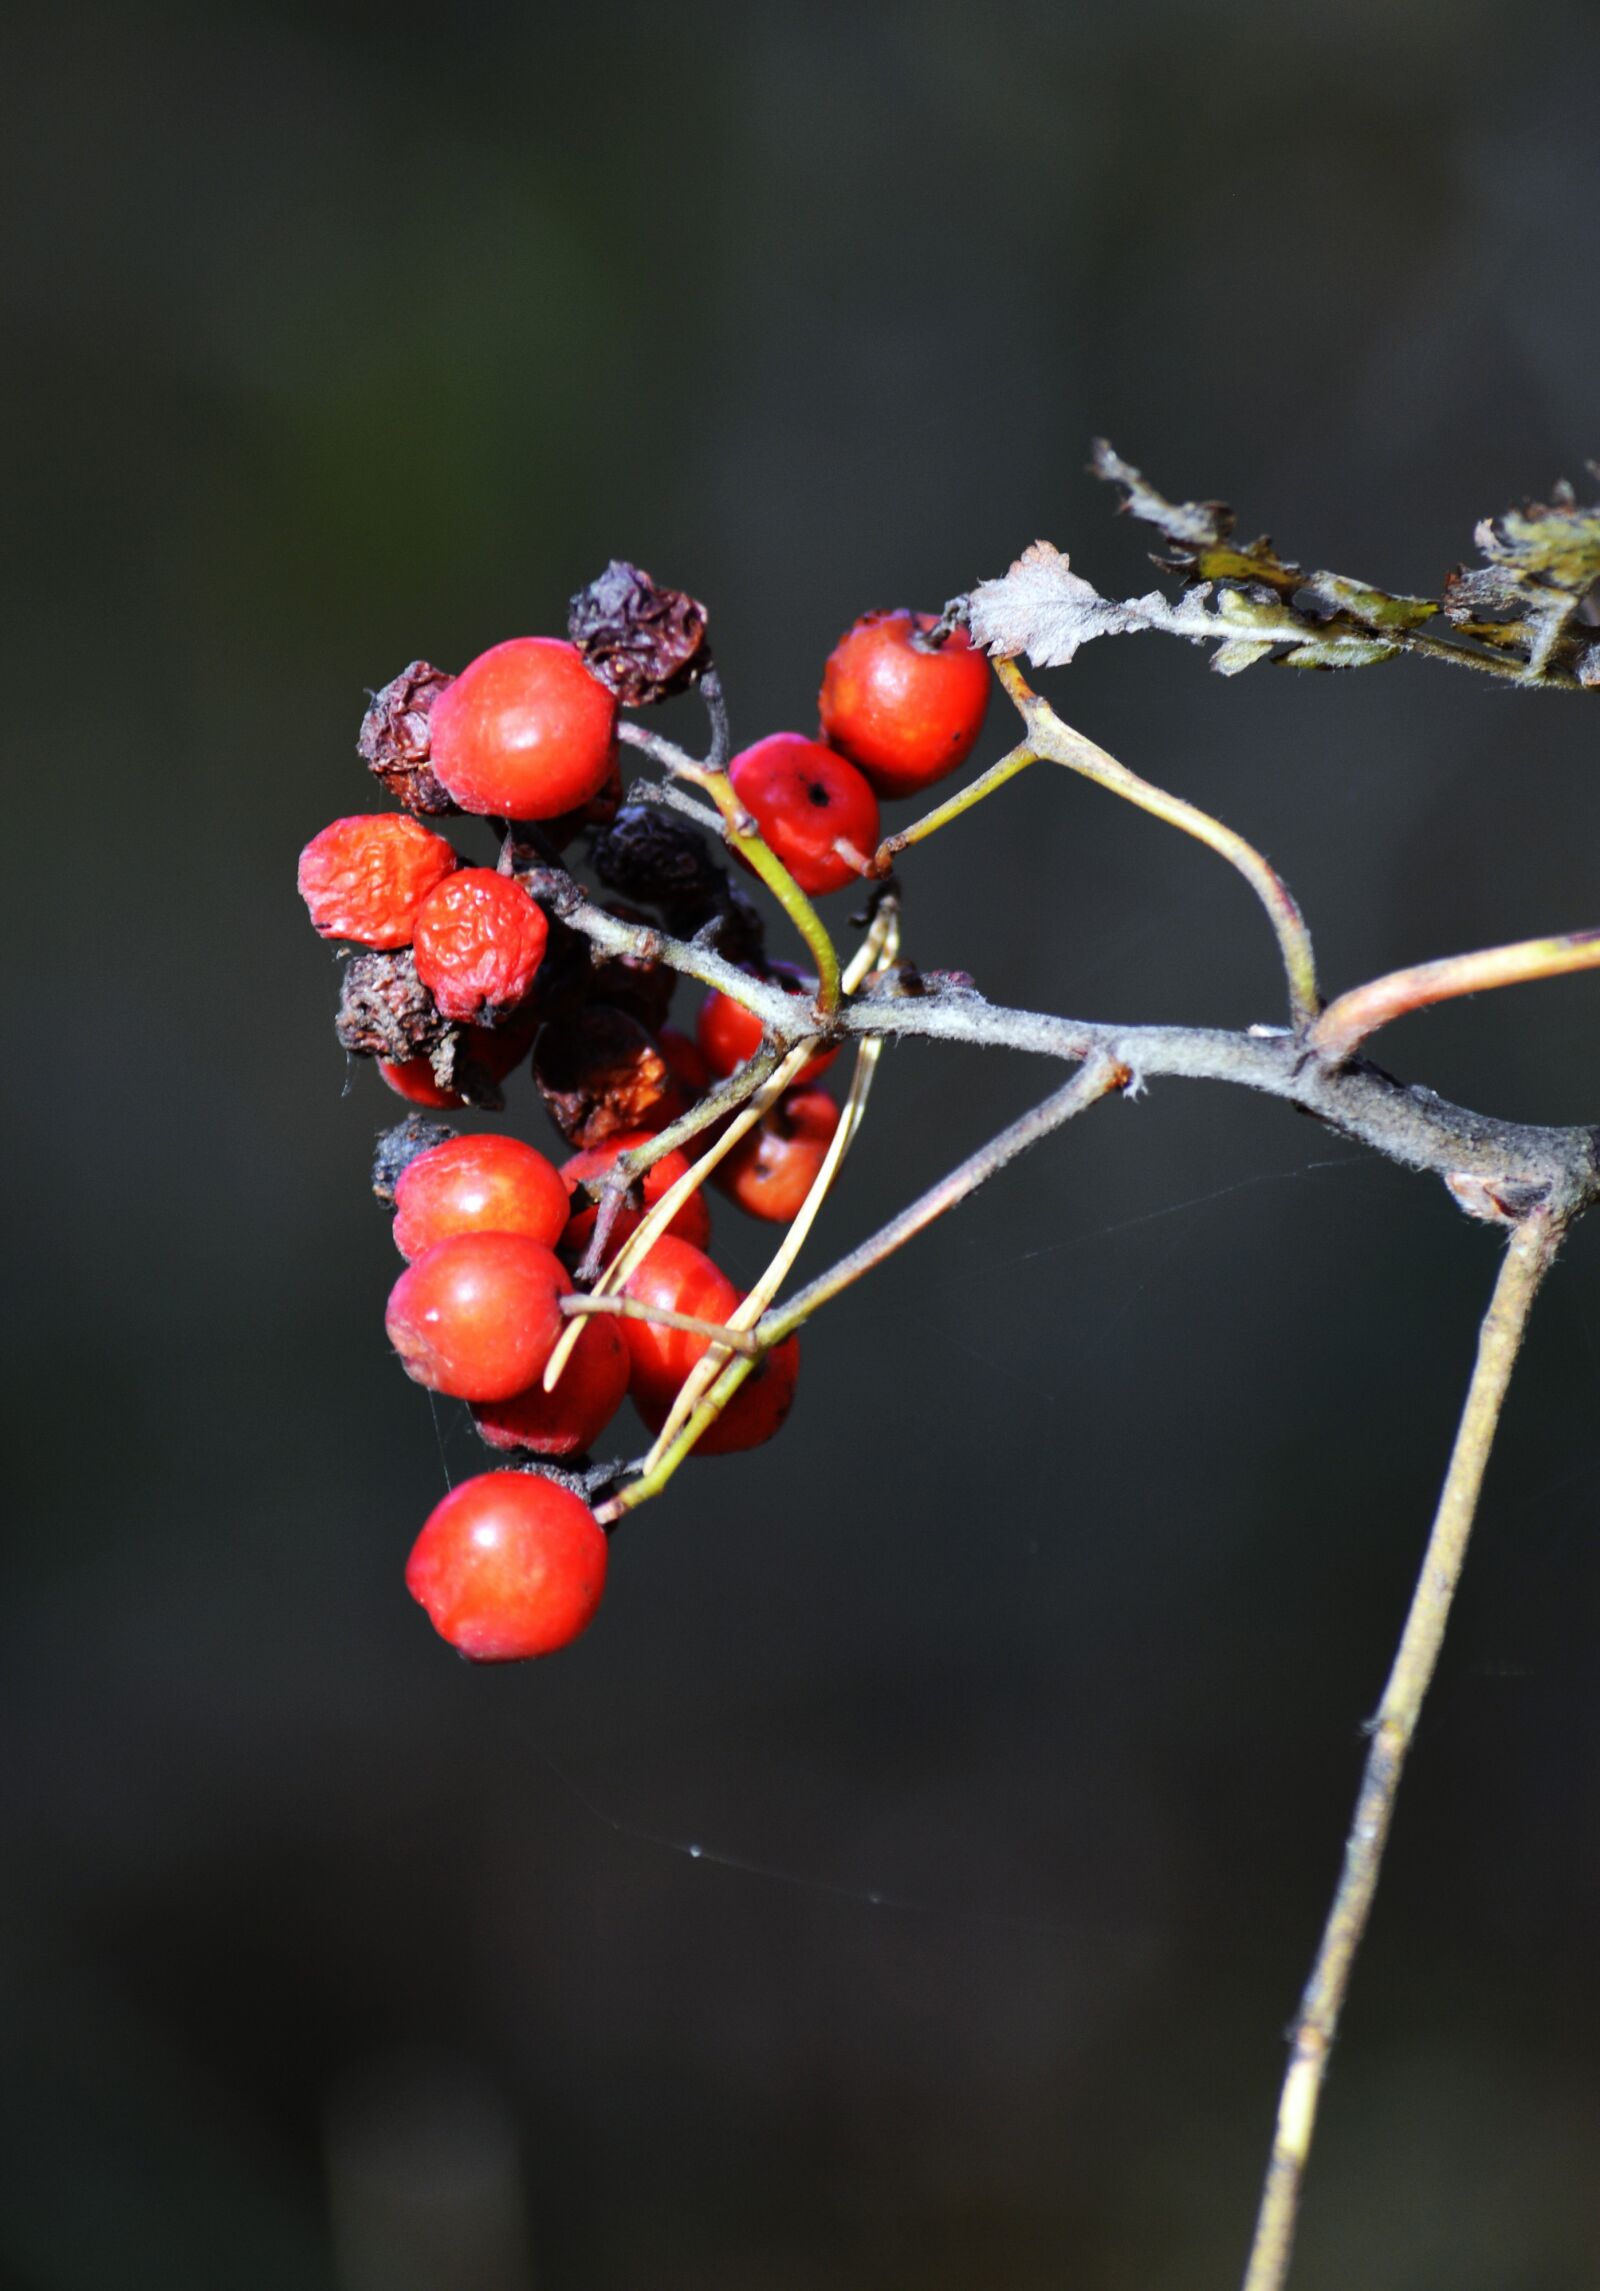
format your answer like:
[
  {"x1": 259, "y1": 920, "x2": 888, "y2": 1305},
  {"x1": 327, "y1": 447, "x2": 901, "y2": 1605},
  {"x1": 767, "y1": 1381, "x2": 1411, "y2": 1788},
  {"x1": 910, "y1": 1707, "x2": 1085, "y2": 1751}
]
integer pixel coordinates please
[{"x1": 7, "y1": 3, "x2": 1600, "y2": 2285}]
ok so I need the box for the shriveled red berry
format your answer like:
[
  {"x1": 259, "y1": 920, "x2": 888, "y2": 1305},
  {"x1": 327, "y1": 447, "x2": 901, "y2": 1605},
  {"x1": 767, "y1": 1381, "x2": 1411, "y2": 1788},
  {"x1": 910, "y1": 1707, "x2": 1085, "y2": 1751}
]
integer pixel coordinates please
[
  {"x1": 413, "y1": 868, "x2": 549, "y2": 1023},
  {"x1": 620, "y1": 1237, "x2": 741, "y2": 1411},
  {"x1": 428, "y1": 636, "x2": 618, "y2": 819},
  {"x1": 727, "y1": 733, "x2": 879, "y2": 896},
  {"x1": 696, "y1": 963, "x2": 838, "y2": 1090},
  {"x1": 385, "y1": 1231, "x2": 568, "y2": 1401},
  {"x1": 634, "y1": 1330, "x2": 801, "y2": 1456},
  {"x1": 297, "y1": 814, "x2": 458, "y2": 947},
  {"x1": 715, "y1": 1086, "x2": 840, "y2": 1222},
  {"x1": 406, "y1": 1472, "x2": 607, "y2": 1660},
  {"x1": 393, "y1": 1133, "x2": 570, "y2": 1261},
  {"x1": 472, "y1": 1312, "x2": 630, "y2": 1458},
  {"x1": 560, "y1": 1131, "x2": 713, "y2": 1261},
  {"x1": 818, "y1": 610, "x2": 990, "y2": 799}
]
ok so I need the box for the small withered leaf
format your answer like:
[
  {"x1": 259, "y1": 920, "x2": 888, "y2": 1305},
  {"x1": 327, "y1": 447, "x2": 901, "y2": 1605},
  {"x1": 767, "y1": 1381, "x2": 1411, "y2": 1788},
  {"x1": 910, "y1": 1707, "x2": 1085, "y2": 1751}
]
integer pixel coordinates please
[{"x1": 568, "y1": 561, "x2": 710, "y2": 706}]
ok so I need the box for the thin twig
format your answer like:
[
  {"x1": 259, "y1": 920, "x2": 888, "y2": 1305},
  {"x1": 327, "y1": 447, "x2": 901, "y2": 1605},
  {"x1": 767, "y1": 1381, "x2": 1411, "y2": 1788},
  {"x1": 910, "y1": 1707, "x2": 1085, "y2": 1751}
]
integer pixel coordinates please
[
  {"x1": 560, "y1": 1291, "x2": 762, "y2": 1356},
  {"x1": 1238, "y1": 1204, "x2": 1567, "y2": 2291},
  {"x1": 1310, "y1": 927, "x2": 1600, "y2": 1065}
]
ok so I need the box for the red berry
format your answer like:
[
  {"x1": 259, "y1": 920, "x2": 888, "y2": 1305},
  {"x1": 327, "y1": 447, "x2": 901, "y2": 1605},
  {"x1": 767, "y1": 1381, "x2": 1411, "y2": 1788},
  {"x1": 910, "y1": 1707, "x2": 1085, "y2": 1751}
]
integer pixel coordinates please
[
  {"x1": 406, "y1": 1472, "x2": 607, "y2": 1660},
  {"x1": 472, "y1": 1311, "x2": 630, "y2": 1458},
  {"x1": 393, "y1": 1133, "x2": 570, "y2": 1261},
  {"x1": 715, "y1": 1086, "x2": 840, "y2": 1222},
  {"x1": 413, "y1": 868, "x2": 549, "y2": 1023},
  {"x1": 297, "y1": 814, "x2": 458, "y2": 947},
  {"x1": 428, "y1": 636, "x2": 618, "y2": 819},
  {"x1": 637, "y1": 1330, "x2": 801, "y2": 1456},
  {"x1": 560, "y1": 1131, "x2": 713, "y2": 1260},
  {"x1": 818, "y1": 610, "x2": 990, "y2": 799},
  {"x1": 620, "y1": 1237, "x2": 741, "y2": 1410},
  {"x1": 378, "y1": 1055, "x2": 461, "y2": 1108},
  {"x1": 385, "y1": 1231, "x2": 568, "y2": 1401},
  {"x1": 696, "y1": 963, "x2": 838, "y2": 1090},
  {"x1": 656, "y1": 1022, "x2": 712, "y2": 1102},
  {"x1": 620, "y1": 1236, "x2": 800, "y2": 1454},
  {"x1": 727, "y1": 733, "x2": 879, "y2": 896}
]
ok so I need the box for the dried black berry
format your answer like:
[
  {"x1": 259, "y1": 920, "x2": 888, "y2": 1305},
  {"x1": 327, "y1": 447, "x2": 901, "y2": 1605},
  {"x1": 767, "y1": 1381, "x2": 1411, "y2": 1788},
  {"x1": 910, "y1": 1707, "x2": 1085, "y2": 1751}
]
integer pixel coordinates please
[
  {"x1": 371, "y1": 1114, "x2": 457, "y2": 1205},
  {"x1": 568, "y1": 562, "x2": 709, "y2": 706},
  {"x1": 359, "y1": 661, "x2": 458, "y2": 814},
  {"x1": 336, "y1": 949, "x2": 448, "y2": 1062}
]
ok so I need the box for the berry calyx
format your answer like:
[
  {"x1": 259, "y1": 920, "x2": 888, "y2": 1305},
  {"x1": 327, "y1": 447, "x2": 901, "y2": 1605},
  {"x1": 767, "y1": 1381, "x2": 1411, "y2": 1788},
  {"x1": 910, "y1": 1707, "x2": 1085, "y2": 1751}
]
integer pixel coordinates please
[
  {"x1": 392, "y1": 1133, "x2": 570, "y2": 1261},
  {"x1": 412, "y1": 868, "x2": 549, "y2": 1023},
  {"x1": 472, "y1": 1311, "x2": 630, "y2": 1458},
  {"x1": 715, "y1": 1085, "x2": 840, "y2": 1222},
  {"x1": 696, "y1": 963, "x2": 838, "y2": 1089},
  {"x1": 727, "y1": 733, "x2": 880, "y2": 897},
  {"x1": 385, "y1": 1232, "x2": 568, "y2": 1401},
  {"x1": 818, "y1": 610, "x2": 990, "y2": 799},
  {"x1": 559, "y1": 1131, "x2": 714, "y2": 1260},
  {"x1": 297, "y1": 814, "x2": 458, "y2": 947},
  {"x1": 428, "y1": 636, "x2": 619, "y2": 819},
  {"x1": 406, "y1": 1472, "x2": 608, "y2": 1660}
]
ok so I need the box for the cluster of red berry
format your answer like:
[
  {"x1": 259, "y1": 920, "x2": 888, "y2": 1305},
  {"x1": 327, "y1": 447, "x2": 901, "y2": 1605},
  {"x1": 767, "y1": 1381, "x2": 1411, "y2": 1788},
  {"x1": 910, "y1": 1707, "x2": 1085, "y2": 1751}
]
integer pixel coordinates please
[{"x1": 299, "y1": 569, "x2": 990, "y2": 1662}]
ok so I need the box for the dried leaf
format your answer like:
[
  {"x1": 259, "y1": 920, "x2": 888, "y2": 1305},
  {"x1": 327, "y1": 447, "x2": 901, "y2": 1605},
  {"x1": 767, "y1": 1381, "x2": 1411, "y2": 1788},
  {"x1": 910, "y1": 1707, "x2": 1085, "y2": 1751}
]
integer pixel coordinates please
[{"x1": 967, "y1": 541, "x2": 1170, "y2": 666}]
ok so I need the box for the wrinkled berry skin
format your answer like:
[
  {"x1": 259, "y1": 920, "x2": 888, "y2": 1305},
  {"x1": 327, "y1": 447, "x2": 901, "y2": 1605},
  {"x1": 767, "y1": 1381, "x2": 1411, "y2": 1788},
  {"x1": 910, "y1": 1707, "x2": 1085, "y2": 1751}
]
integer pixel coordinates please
[
  {"x1": 429, "y1": 637, "x2": 618, "y2": 819},
  {"x1": 358, "y1": 660, "x2": 458, "y2": 814},
  {"x1": 819, "y1": 611, "x2": 990, "y2": 799},
  {"x1": 385, "y1": 1231, "x2": 568, "y2": 1401},
  {"x1": 335, "y1": 948, "x2": 447, "y2": 1062},
  {"x1": 297, "y1": 814, "x2": 458, "y2": 947},
  {"x1": 406, "y1": 1472, "x2": 608, "y2": 1660},
  {"x1": 567, "y1": 561, "x2": 709, "y2": 706},
  {"x1": 412, "y1": 868, "x2": 549, "y2": 1023},
  {"x1": 472, "y1": 1312, "x2": 630, "y2": 1458},
  {"x1": 727, "y1": 733, "x2": 879, "y2": 896}
]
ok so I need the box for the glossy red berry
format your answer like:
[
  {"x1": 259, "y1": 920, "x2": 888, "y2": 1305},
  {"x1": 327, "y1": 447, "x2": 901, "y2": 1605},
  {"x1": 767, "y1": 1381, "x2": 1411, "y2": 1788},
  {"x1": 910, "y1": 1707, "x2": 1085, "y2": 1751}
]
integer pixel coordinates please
[
  {"x1": 385, "y1": 1231, "x2": 568, "y2": 1401},
  {"x1": 297, "y1": 814, "x2": 458, "y2": 946},
  {"x1": 696, "y1": 964, "x2": 838, "y2": 1090},
  {"x1": 715, "y1": 1086, "x2": 840, "y2": 1222},
  {"x1": 620, "y1": 1237, "x2": 741, "y2": 1410},
  {"x1": 406, "y1": 1472, "x2": 608, "y2": 1660},
  {"x1": 392, "y1": 1133, "x2": 570, "y2": 1261},
  {"x1": 818, "y1": 610, "x2": 990, "y2": 799},
  {"x1": 428, "y1": 636, "x2": 618, "y2": 819},
  {"x1": 472, "y1": 1311, "x2": 630, "y2": 1458},
  {"x1": 638, "y1": 1329, "x2": 801, "y2": 1456},
  {"x1": 559, "y1": 1132, "x2": 713, "y2": 1260},
  {"x1": 620, "y1": 1237, "x2": 801, "y2": 1454},
  {"x1": 727, "y1": 733, "x2": 879, "y2": 896},
  {"x1": 412, "y1": 868, "x2": 549, "y2": 1023}
]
